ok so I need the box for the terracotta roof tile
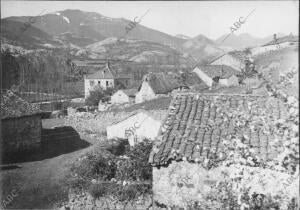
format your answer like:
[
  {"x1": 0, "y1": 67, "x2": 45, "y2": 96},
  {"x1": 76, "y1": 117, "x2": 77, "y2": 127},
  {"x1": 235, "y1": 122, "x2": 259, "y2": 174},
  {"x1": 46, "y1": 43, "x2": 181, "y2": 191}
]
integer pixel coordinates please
[{"x1": 150, "y1": 93, "x2": 288, "y2": 166}]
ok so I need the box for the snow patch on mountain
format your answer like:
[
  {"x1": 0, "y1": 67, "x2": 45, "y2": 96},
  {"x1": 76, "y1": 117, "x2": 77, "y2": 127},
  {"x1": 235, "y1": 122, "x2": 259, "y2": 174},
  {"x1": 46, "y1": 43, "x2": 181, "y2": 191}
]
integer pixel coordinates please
[{"x1": 63, "y1": 16, "x2": 70, "y2": 24}]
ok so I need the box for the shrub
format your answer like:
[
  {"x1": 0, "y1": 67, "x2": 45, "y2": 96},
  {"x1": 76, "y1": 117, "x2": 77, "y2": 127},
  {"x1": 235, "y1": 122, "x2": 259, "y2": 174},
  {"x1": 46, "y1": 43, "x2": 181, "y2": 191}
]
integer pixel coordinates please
[
  {"x1": 88, "y1": 182, "x2": 112, "y2": 199},
  {"x1": 116, "y1": 140, "x2": 153, "y2": 181},
  {"x1": 85, "y1": 86, "x2": 115, "y2": 106}
]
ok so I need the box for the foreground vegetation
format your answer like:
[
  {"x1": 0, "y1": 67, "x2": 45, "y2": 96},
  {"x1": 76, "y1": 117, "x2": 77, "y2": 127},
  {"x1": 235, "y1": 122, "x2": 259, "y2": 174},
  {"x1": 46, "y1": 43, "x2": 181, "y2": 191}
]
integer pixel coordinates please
[{"x1": 67, "y1": 140, "x2": 153, "y2": 205}]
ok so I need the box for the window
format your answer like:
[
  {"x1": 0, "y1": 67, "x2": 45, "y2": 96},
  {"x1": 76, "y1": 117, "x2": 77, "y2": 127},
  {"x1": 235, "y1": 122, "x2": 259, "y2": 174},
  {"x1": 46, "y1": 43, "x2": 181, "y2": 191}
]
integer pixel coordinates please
[
  {"x1": 106, "y1": 81, "x2": 109, "y2": 87},
  {"x1": 90, "y1": 80, "x2": 94, "y2": 86},
  {"x1": 98, "y1": 81, "x2": 101, "y2": 85},
  {"x1": 126, "y1": 80, "x2": 128, "y2": 86}
]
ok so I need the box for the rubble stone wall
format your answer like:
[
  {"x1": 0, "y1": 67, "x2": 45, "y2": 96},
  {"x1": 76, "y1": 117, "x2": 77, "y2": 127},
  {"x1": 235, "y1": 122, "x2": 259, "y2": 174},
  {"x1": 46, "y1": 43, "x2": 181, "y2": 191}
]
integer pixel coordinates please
[{"x1": 153, "y1": 161, "x2": 223, "y2": 208}]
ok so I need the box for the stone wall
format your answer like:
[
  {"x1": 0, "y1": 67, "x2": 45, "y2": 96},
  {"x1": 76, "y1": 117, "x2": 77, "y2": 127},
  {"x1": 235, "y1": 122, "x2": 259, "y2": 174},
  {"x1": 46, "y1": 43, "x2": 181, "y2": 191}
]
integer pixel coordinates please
[
  {"x1": 153, "y1": 161, "x2": 223, "y2": 208},
  {"x1": 2, "y1": 114, "x2": 42, "y2": 153},
  {"x1": 61, "y1": 191, "x2": 152, "y2": 210}
]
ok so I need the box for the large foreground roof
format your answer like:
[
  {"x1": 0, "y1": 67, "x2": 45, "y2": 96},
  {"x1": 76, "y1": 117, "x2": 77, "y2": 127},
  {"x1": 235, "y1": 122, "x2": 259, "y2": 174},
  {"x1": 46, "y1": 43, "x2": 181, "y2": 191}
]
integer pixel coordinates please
[{"x1": 149, "y1": 93, "x2": 288, "y2": 166}]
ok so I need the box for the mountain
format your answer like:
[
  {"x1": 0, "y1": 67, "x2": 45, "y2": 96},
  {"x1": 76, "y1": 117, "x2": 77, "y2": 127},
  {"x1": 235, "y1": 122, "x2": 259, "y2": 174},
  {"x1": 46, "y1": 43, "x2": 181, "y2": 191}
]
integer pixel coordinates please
[
  {"x1": 175, "y1": 34, "x2": 190, "y2": 40},
  {"x1": 3, "y1": 9, "x2": 185, "y2": 49},
  {"x1": 0, "y1": 19, "x2": 64, "y2": 49},
  {"x1": 73, "y1": 37, "x2": 194, "y2": 66},
  {"x1": 215, "y1": 33, "x2": 286, "y2": 49},
  {"x1": 181, "y1": 34, "x2": 225, "y2": 65}
]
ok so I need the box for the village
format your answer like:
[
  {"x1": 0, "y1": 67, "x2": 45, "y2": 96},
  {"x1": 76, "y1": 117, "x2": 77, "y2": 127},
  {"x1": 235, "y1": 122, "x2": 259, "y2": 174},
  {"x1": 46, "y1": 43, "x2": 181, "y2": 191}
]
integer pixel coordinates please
[
  {"x1": 0, "y1": 1, "x2": 299, "y2": 209},
  {"x1": 1, "y1": 31, "x2": 299, "y2": 209}
]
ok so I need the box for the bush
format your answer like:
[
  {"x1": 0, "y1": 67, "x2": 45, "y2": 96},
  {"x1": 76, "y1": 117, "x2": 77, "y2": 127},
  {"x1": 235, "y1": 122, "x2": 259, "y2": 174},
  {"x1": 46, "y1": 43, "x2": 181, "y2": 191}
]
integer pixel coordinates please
[
  {"x1": 85, "y1": 86, "x2": 115, "y2": 106},
  {"x1": 88, "y1": 182, "x2": 112, "y2": 199},
  {"x1": 70, "y1": 140, "x2": 152, "y2": 190},
  {"x1": 116, "y1": 140, "x2": 153, "y2": 181}
]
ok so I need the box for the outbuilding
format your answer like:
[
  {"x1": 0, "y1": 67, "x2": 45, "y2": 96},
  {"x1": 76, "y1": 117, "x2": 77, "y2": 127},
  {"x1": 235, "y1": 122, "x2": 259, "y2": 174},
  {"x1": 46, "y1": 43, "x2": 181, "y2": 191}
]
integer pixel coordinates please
[
  {"x1": 149, "y1": 93, "x2": 288, "y2": 208},
  {"x1": 111, "y1": 89, "x2": 137, "y2": 104},
  {"x1": 1, "y1": 90, "x2": 42, "y2": 155},
  {"x1": 107, "y1": 111, "x2": 164, "y2": 146},
  {"x1": 135, "y1": 72, "x2": 186, "y2": 103}
]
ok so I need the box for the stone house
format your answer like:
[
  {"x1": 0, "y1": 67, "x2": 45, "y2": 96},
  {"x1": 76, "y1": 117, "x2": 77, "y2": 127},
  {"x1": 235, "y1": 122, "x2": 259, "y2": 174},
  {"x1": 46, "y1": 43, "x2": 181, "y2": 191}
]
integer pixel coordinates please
[
  {"x1": 193, "y1": 65, "x2": 239, "y2": 87},
  {"x1": 208, "y1": 51, "x2": 248, "y2": 72},
  {"x1": 84, "y1": 61, "x2": 132, "y2": 98},
  {"x1": 149, "y1": 93, "x2": 288, "y2": 208},
  {"x1": 135, "y1": 72, "x2": 186, "y2": 103},
  {"x1": 1, "y1": 91, "x2": 42, "y2": 155},
  {"x1": 107, "y1": 111, "x2": 163, "y2": 147},
  {"x1": 111, "y1": 88, "x2": 137, "y2": 104}
]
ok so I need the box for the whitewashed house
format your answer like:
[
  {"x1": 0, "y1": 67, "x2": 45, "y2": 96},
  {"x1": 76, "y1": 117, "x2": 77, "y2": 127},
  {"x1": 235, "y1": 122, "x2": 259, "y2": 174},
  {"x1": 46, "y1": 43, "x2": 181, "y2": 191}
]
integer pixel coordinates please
[
  {"x1": 135, "y1": 72, "x2": 186, "y2": 103},
  {"x1": 84, "y1": 61, "x2": 132, "y2": 98},
  {"x1": 192, "y1": 65, "x2": 239, "y2": 87},
  {"x1": 106, "y1": 111, "x2": 162, "y2": 146},
  {"x1": 208, "y1": 51, "x2": 247, "y2": 71},
  {"x1": 251, "y1": 34, "x2": 298, "y2": 56},
  {"x1": 111, "y1": 89, "x2": 137, "y2": 104}
]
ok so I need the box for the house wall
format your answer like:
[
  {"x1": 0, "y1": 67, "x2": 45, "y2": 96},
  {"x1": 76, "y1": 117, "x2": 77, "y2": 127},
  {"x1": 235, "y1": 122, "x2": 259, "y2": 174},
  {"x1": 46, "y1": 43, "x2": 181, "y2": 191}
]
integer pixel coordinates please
[
  {"x1": 111, "y1": 90, "x2": 130, "y2": 104},
  {"x1": 135, "y1": 82, "x2": 157, "y2": 103},
  {"x1": 84, "y1": 78, "x2": 114, "y2": 98},
  {"x1": 106, "y1": 112, "x2": 161, "y2": 146},
  {"x1": 211, "y1": 54, "x2": 244, "y2": 71},
  {"x1": 193, "y1": 67, "x2": 213, "y2": 87},
  {"x1": 219, "y1": 75, "x2": 239, "y2": 87},
  {"x1": 251, "y1": 42, "x2": 291, "y2": 56},
  {"x1": 153, "y1": 161, "x2": 223, "y2": 208},
  {"x1": 1, "y1": 115, "x2": 42, "y2": 153}
]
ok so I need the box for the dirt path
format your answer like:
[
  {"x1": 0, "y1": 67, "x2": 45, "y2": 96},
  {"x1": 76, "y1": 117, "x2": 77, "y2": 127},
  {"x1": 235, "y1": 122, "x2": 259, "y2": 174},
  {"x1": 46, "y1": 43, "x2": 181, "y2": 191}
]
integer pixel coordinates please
[{"x1": 0, "y1": 145, "x2": 94, "y2": 209}]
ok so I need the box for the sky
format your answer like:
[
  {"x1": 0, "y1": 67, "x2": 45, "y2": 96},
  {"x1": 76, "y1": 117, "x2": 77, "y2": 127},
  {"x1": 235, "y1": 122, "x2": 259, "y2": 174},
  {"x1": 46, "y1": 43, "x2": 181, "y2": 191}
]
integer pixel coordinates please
[{"x1": 1, "y1": 1, "x2": 299, "y2": 39}]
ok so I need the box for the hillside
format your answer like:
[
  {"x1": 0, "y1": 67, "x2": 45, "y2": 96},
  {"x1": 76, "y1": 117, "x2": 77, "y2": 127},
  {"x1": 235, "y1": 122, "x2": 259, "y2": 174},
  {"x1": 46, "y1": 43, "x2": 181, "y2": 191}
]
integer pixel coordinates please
[
  {"x1": 254, "y1": 44, "x2": 298, "y2": 97},
  {"x1": 1, "y1": 46, "x2": 83, "y2": 97},
  {"x1": 0, "y1": 19, "x2": 63, "y2": 49},
  {"x1": 74, "y1": 37, "x2": 194, "y2": 66},
  {"x1": 215, "y1": 33, "x2": 286, "y2": 49},
  {"x1": 181, "y1": 34, "x2": 225, "y2": 65},
  {"x1": 3, "y1": 9, "x2": 185, "y2": 49}
]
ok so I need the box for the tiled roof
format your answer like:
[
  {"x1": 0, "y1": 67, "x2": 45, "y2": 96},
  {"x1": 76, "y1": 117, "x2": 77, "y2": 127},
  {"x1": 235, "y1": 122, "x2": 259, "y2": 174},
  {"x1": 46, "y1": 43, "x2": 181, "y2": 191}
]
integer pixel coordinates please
[
  {"x1": 140, "y1": 73, "x2": 184, "y2": 94},
  {"x1": 149, "y1": 93, "x2": 288, "y2": 166},
  {"x1": 196, "y1": 65, "x2": 240, "y2": 79},
  {"x1": 1, "y1": 90, "x2": 41, "y2": 120},
  {"x1": 122, "y1": 89, "x2": 138, "y2": 97},
  {"x1": 227, "y1": 51, "x2": 248, "y2": 62},
  {"x1": 85, "y1": 62, "x2": 132, "y2": 80},
  {"x1": 86, "y1": 62, "x2": 115, "y2": 79}
]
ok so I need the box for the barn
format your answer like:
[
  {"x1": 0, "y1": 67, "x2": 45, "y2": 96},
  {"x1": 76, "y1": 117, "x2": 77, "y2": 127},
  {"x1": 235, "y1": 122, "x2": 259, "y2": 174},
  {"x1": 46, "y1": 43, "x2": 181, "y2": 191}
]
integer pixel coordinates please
[
  {"x1": 111, "y1": 89, "x2": 137, "y2": 104},
  {"x1": 193, "y1": 65, "x2": 239, "y2": 87},
  {"x1": 149, "y1": 93, "x2": 288, "y2": 208},
  {"x1": 1, "y1": 90, "x2": 42, "y2": 155},
  {"x1": 135, "y1": 72, "x2": 185, "y2": 103},
  {"x1": 106, "y1": 111, "x2": 165, "y2": 146}
]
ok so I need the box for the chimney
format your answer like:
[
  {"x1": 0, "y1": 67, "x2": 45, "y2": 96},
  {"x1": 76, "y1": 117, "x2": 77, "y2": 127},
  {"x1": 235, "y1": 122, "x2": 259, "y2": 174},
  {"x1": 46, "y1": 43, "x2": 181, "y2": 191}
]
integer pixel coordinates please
[
  {"x1": 273, "y1": 34, "x2": 277, "y2": 42},
  {"x1": 106, "y1": 60, "x2": 110, "y2": 70}
]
